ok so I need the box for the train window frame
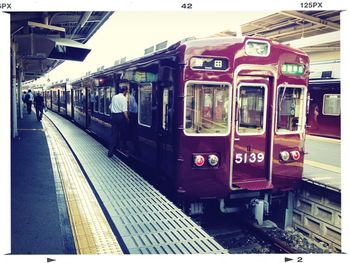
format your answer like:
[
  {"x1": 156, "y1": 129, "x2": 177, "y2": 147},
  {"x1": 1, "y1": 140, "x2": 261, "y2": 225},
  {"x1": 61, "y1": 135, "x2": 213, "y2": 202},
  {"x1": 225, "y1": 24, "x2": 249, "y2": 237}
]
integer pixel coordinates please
[
  {"x1": 275, "y1": 84, "x2": 307, "y2": 135},
  {"x1": 236, "y1": 83, "x2": 267, "y2": 136},
  {"x1": 322, "y1": 93, "x2": 341, "y2": 116},
  {"x1": 138, "y1": 82, "x2": 153, "y2": 128},
  {"x1": 183, "y1": 80, "x2": 232, "y2": 137}
]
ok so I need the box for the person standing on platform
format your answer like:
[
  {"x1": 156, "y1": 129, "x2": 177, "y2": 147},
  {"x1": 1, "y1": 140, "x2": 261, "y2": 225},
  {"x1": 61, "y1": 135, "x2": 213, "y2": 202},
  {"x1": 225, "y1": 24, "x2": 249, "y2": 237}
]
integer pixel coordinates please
[
  {"x1": 108, "y1": 86, "x2": 129, "y2": 157},
  {"x1": 21, "y1": 91, "x2": 27, "y2": 103},
  {"x1": 25, "y1": 89, "x2": 34, "y2": 114},
  {"x1": 34, "y1": 92, "x2": 45, "y2": 121}
]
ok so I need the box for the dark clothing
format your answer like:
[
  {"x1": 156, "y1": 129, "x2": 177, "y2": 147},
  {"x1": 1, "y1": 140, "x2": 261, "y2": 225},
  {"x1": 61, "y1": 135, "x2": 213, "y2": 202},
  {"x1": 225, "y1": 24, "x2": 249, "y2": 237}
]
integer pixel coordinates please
[
  {"x1": 129, "y1": 112, "x2": 140, "y2": 153},
  {"x1": 34, "y1": 95, "x2": 44, "y2": 121},
  {"x1": 108, "y1": 113, "x2": 127, "y2": 156},
  {"x1": 26, "y1": 101, "x2": 33, "y2": 114}
]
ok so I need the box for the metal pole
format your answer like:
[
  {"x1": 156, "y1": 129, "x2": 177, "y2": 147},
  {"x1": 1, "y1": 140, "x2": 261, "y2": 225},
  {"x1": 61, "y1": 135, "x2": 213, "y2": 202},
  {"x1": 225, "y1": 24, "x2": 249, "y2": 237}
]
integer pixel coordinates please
[
  {"x1": 18, "y1": 69, "x2": 23, "y2": 119},
  {"x1": 11, "y1": 41, "x2": 18, "y2": 138}
]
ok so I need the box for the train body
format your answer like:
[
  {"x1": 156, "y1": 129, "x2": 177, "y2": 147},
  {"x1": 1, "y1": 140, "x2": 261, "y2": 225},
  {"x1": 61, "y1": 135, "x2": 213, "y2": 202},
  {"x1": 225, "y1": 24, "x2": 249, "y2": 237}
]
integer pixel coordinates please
[
  {"x1": 306, "y1": 61, "x2": 340, "y2": 139},
  {"x1": 44, "y1": 37, "x2": 309, "y2": 209}
]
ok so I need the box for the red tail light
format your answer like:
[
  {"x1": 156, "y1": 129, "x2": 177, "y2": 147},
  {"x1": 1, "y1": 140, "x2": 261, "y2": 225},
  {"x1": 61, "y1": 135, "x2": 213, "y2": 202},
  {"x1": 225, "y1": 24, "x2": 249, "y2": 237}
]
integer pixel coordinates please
[
  {"x1": 290, "y1": 150, "x2": 301, "y2": 161},
  {"x1": 194, "y1": 155, "x2": 205, "y2": 167}
]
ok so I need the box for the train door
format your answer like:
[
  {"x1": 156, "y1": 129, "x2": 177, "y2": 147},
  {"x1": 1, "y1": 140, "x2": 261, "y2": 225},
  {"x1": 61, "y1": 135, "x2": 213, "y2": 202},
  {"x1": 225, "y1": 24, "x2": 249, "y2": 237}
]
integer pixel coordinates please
[
  {"x1": 231, "y1": 77, "x2": 273, "y2": 190},
  {"x1": 86, "y1": 86, "x2": 91, "y2": 128},
  {"x1": 58, "y1": 89, "x2": 61, "y2": 113}
]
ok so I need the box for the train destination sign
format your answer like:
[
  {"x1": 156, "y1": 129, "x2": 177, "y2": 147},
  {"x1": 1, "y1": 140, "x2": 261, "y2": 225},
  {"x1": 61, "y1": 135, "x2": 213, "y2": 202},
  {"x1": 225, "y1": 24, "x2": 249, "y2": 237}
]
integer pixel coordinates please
[
  {"x1": 190, "y1": 57, "x2": 229, "y2": 71},
  {"x1": 282, "y1": 64, "x2": 305, "y2": 75}
]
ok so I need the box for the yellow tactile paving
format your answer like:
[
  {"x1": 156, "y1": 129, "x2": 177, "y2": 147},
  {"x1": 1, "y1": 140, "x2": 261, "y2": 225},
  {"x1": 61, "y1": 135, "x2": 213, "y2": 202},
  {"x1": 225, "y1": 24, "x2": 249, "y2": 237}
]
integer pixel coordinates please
[
  {"x1": 306, "y1": 135, "x2": 340, "y2": 144},
  {"x1": 43, "y1": 117, "x2": 123, "y2": 255},
  {"x1": 304, "y1": 159, "x2": 341, "y2": 174}
]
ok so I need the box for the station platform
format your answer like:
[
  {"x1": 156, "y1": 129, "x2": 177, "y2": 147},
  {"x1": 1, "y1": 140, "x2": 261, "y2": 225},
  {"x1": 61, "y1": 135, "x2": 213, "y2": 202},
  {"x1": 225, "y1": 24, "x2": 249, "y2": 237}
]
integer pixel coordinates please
[
  {"x1": 11, "y1": 109, "x2": 227, "y2": 255},
  {"x1": 303, "y1": 135, "x2": 341, "y2": 192},
  {"x1": 11, "y1": 110, "x2": 75, "y2": 254}
]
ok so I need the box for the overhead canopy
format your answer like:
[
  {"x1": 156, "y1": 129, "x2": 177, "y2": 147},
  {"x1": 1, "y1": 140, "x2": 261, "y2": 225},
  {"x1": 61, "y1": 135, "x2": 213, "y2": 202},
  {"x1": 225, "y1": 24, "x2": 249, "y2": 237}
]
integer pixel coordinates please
[
  {"x1": 241, "y1": 11, "x2": 341, "y2": 53},
  {"x1": 11, "y1": 12, "x2": 113, "y2": 81}
]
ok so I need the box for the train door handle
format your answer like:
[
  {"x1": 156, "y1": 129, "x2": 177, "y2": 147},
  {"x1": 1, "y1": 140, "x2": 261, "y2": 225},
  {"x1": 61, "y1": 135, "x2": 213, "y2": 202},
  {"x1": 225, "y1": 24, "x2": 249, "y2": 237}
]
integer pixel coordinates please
[{"x1": 234, "y1": 138, "x2": 240, "y2": 141}]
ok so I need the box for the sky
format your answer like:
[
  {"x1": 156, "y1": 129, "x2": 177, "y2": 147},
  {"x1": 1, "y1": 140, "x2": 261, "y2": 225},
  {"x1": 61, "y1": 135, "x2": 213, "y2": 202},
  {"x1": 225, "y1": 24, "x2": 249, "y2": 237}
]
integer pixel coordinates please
[{"x1": 32, "y1": 11, "x2": 275, "y2": 85}]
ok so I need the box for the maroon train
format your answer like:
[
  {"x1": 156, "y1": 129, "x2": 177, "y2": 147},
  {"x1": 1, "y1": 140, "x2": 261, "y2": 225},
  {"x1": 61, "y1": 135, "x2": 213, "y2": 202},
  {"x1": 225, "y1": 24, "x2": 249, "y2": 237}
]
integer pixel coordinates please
[
  {"x1": 44, "y1": 37, "x2": 309, "y2": 212},
  {"x1": 306, "y1": 60, "x2": 340, "y2": 139}
]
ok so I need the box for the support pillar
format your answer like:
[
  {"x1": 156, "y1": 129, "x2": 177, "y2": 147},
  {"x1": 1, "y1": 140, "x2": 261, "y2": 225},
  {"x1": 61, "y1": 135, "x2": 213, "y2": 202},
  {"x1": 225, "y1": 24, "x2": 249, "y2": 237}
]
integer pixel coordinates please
[
  {"x1": 284, "y1": 191, "x2": 295, "y2": 229},
  {"x1": 11, "y1": 41, "x2": 18, "y2": 138},
  {"x1": 18, "y1": 70, "x2": 23, "y2": 119}
]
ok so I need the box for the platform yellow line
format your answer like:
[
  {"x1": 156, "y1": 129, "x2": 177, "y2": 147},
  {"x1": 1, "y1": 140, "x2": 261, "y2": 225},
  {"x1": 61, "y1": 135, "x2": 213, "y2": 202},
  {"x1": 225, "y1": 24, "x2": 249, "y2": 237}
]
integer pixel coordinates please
[
  {"x1": 43, "y1": 117, "x2": 123, "y2": 255},
  {"x1": 306, "y1": 135, "x2": 340, "y2": 144},
  {"x1": 304, "y1": 159, "x2": 341, "y2": 174}
]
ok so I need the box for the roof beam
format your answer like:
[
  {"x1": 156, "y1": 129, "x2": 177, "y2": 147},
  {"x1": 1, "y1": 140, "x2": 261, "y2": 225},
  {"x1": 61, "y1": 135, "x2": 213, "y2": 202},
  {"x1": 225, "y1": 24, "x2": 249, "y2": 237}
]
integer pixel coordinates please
[
  {"x1": 260, "y1": 23, "x2": 318, "y2": 39},
  {"x1": 279, "y1": 11, "x2": 340, "y2": 30},
  {"x1": 283, "y1": 31, "x2": 340, "y2": 49},
  {"x1": 28, "y1": 21, "x2": 66, "y2": 33}
]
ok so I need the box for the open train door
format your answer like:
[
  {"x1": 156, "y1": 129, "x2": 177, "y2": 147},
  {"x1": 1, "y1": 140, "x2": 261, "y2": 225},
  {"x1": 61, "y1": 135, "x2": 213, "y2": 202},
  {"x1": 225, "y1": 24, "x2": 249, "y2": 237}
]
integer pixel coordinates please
[{"x1": 231, "y1": 75, "x2": 274, "y2": 190}]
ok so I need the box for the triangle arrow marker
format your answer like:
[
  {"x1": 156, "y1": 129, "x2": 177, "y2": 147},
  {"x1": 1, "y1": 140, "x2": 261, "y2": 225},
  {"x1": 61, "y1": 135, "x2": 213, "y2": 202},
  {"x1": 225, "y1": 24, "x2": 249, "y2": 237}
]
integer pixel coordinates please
[
  {"x1": 285, "y1": 257, "x2": 293, "y2": 262},
  {"x1": 47, "y1": 258, "x2": 56, "y2": 263}
]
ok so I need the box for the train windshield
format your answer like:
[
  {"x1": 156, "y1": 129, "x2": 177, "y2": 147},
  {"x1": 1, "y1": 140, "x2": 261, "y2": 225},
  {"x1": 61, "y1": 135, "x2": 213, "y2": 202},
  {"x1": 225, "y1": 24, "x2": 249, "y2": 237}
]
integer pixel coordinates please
[
  {"x1": 185, "y1": 83, "x2": 230, "y2": 135},
  {"x1": 277, "y1": 86, "x2": 306, "y2": 133}
]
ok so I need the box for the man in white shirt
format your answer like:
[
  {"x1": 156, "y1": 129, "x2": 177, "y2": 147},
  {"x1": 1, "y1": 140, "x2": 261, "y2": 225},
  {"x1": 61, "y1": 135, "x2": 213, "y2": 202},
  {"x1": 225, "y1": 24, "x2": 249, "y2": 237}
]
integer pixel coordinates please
[
  {"x1": 25, "y1": 89, "x2": 34, "y2": 114},
  {"x1": 108, "y1": 86, "x2": 129, "y2": 157}
]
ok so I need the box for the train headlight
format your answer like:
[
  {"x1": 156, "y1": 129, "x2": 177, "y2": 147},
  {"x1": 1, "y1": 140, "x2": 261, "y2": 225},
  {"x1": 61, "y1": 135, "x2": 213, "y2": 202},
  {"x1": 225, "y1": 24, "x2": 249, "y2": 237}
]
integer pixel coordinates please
[
  {"x1": 194, "y1": 155, "x2": 205, "y2": 167},
  {"x1": 208, "y1": 154, "x2": 219, "y2": 167},
  {"x1": 245, "y1": 40, "x2": 270, "y2": 57},
  {"x1": 280, "y1": 151, "x2": 290, "y2": 162},
  {"x1": 290, "y1": 150, "x2": 301, "y2": 161}
]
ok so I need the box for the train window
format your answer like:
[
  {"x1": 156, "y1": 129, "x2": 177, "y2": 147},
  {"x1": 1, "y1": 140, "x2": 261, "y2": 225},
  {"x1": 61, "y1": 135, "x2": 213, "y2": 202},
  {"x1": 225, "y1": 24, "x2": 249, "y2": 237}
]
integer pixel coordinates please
[
  {"x1": 67, "y1": 91, "x2": 71, "y2": 104},
  {"x1": 99, "y1": 88, "x2": 105, "y2": 113},
  {"x1": 92, "y1": 88, "x2": 99, "y2": 112},
  {"x1": 138, "y1": 83, "x2": 153, "y2": 127},
  {"x1": 105, "y1": 87, "x2": 111, "y2": 115},
  {"x1": 323, "y1": 94, "x2": 340, "y2": 116},
  {"x1": 74, "y1": 90, "x2": 78, "y2": 106},
  {"x1": 237, "y1": 85, "x2": 266, "y2": 135},
  {"x1": 162, "y1": 88, "x2": 169, "y2": 130},
  {"x1": 53, "y1": 91, "x2": 57, "y2": 104},
  {"x1": 60, "y1": 90, "x2": 66, "y2": 105},
  {"x1": 277, "y1": 86, "x2": 306, "y2": 133},
  {"x1": 185, "y1": 83, "x2": 230, "y2": 135}
]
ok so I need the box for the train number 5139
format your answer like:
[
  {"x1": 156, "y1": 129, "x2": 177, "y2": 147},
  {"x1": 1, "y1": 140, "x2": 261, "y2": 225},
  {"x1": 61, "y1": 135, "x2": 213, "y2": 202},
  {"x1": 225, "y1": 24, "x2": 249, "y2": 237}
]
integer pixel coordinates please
[{"x1": 235, "y1": 153, "x2": 264, "y2": 164}]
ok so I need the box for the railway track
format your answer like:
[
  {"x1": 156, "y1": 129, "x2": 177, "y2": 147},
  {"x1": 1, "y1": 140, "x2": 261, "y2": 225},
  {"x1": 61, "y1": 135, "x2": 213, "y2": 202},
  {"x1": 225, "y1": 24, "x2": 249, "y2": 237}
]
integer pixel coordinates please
[{"x1": 197, "y1": 210, "x2": 327, "y2": 254}]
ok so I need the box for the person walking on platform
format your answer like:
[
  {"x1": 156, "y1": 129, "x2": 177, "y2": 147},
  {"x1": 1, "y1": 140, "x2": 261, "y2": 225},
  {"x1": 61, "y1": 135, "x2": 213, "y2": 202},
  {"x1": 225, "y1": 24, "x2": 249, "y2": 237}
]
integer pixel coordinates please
[
  {"x1": 24, "y1": 89, "x2": 34, "y2": 114},
  {"x1": 34, "y1": 92, "x2": 45, "y2": 121},
  {"x1": 108, "y1": 86, "x2": 129, "y2": 157},
  {"x1": 21, "y1": 91, "x2": 27, "y2": 103}
]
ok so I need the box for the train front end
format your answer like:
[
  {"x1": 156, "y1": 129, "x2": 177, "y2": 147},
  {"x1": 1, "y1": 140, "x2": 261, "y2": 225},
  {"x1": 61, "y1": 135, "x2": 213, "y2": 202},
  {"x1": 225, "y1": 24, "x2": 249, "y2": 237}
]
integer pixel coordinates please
[{"x1": 176, "y1": 37, "x2": 309, "y2": 207}]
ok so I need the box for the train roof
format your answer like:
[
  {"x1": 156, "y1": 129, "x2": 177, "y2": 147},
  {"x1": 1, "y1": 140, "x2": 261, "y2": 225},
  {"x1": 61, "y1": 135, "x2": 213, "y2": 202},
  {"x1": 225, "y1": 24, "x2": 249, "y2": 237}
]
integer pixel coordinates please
[{"x1": 69, "y1": 36, "x2": 308, "y2": 85}]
